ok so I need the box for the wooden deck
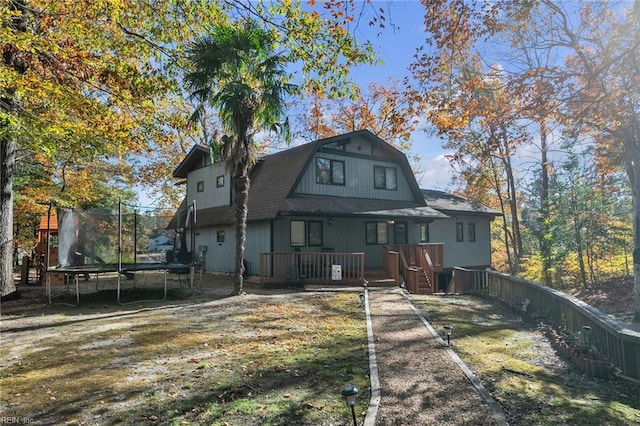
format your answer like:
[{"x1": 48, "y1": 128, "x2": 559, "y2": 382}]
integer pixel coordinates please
[{"x1": 257, "y1": 244, "x2": 444, "y2": 292}]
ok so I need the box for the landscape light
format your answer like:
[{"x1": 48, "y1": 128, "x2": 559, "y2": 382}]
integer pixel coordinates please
[
  {"x1": 582, "y1": 325, "x2": 592, "y2": 346},
  {"x1": 341, "y1": 385, "x2": 358, "y2": 426},
  {"x1": 444, "y1": 324, "x2": 453, "y2": 346}
]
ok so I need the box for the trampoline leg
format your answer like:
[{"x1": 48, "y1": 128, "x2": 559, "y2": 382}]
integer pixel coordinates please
[
  {"x1": 75, "y1": 274, "x2": 79, "y2": 306},
  {"x1": 163, "y1": 270, "x2": 167, "y2": 301},
  {"x1": 117, "y1": 272, "x2": 121, "y2": 303}
]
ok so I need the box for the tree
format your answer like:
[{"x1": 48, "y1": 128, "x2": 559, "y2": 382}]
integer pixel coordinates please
[
  {"x1": 296, "y1": 82, "x2": 423, "y2": 167},
  {"x1": 411, "y1": 0, "x2": 640, "y2": 319},
  {"x1": 412, "y1": 47, "x2": 528, "y2": 274},
  {"x1": 185, "y1": 20, "x2": 297, "y2": 296},
  {"x1": 536, "y1": 0, "x2": 640, "y2": 319},
  {"x1": 1, "y1": 0, "x2": 28, "y2": 298},
  {"x1": 1, "y1": 0, "x2": 188, "y2": 297}
]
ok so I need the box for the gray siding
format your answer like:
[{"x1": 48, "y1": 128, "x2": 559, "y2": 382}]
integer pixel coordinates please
[
  {"x1": 187, "y1": 163, "x2": 231, "y2": 210},
  {"x1": 244, "y1": 221, "x2": 271, "y2": 276},
  {"x1": 195, "y1": 222, "x2": 271, "y2": 275},
  {"x1": 427, "y1": 215, "x2": 493, "y2": 268},
  {"x1": 191, "y1": 215, "x2": 493, "y2": 272},
  {"x1": 294, "y1": 153, "x2": 414, "y2": 201},
  {"x1": 272, "y1": 216, "x2": 430, "y2": 267}
]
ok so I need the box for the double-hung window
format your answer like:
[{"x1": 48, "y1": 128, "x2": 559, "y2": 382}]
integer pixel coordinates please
[
  {"x1": 365, "y1": 222, "x2": 389, "y2": 245},
  {"x1": 374, "y1": 166, "x2": 397, "y2": 190},
  {"x1": 420, "y1": 223, "x2": 430, "y2": 243},
  {"x1": 316, "y1": 157, "x2": 345, "y2": 185},
  {"x1": 456, "y1": 222, "x2": 464, "y2": 242}
]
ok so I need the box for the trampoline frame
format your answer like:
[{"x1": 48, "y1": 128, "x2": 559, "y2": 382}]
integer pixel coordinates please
[{"x1": 45, "y1": 200, "x2": 197, "y2": 305}]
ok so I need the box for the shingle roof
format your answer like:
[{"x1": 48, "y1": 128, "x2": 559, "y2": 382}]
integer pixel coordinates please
[
  {"x1": 173, "y1": 145, "x2": 209, "y2": 179},
  {"x1": 170, "y1": 130, "x2": 437, "y2": 228},
  {"x1": 282, "y1": 195, "x2": 446, "y2": 219},
  {"x1": 421, "y1": 189, "x2": 502, "y2": 216},
  {"x1": 246, "y1": 141, "x2": 317, "y2": 220}
]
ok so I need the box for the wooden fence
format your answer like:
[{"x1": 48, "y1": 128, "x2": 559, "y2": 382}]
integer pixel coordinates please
[{"x1": 453, "y1": 267, "x2": 640, "y2": 381}]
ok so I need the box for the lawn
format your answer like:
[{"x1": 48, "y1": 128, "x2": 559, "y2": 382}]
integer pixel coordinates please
[
  {"x1": 411, "y1": 294, "x2": 640, "y2": 425},
  {"x1": 0, "y1": 276, "x2": 369, "y2": 425},
  {"x1": 3, "y1": 274, "x2": 639, "y2": 425}
]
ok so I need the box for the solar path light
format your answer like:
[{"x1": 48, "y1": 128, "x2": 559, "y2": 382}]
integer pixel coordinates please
[
  {"x1": 342, "y1": 385, "x2": 358, "y2": 426},
  {"x1": 444, "y1": 324, "x2": 453, "y2": 346},
  {"x1": 582, "y1": 325, "x2": 592, "y2": 346}
]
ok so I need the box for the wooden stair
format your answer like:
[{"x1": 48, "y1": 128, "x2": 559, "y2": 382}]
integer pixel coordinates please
[
  {"x1": 415, "y1": 267, "x2": 432, "y2": 293},
  {"x1": 405, "y1": 263, "x2": 433, "y2": 294}
]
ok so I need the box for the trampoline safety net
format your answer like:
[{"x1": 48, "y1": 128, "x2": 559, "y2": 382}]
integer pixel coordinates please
[{"x1": 55, "y1": 202, "x2": 190, "y2": 270}]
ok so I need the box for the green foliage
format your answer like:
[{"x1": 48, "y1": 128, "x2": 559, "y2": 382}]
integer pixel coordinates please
[{"x1": 3, "y1": 0, "x2": 379, "y2": 256}]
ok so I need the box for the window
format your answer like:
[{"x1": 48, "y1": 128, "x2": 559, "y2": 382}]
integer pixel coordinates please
[
  {"x1": 217, "y1": 230, "x2": 225, "y2": 243},
  {"x1": 366, "y1": 222, "x2": 388, "y2": 245},
  {"x1": 196, "y1": 181, "x2": 204, "y2": 192},
  {"x1": 316, "y1": 157, "x2": 345, "y2": 185},
  {"x1": 203, "y1": 155, "x2": 211, "y2": 167},
  {"x1": 393, "y1": 221, "x2": 408, "y2": 244},
  {"x1": 290, "y1": 220, "x2": 305, "y2": 246},
  {"x1": 216, "y1": 175, "x2": 224, "y2": 188},
  {"x1": 374, "y1": 166, "x2": 397, "y2": 190},
  {"x1": 456, "y1": 222, "x2": 464, "y2": 242},
  {"x1": 420, "y1": 223, "x2": 430, "y2": 243},
  {"x1": 468, "y1": 223, "x2": 476, "y2": 242},
  {"x1": 308, "y1": 221, "x2": 323, "y2": 246}
]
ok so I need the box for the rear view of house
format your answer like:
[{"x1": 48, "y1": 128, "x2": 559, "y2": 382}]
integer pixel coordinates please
[{"x1": 171, "y1": 130, "x2": 500, "y2": 292}]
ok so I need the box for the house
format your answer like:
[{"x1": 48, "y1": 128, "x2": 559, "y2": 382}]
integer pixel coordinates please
[
  {"x1": 420, "y1": 189, "x2": 502, "y2": 287},
  {"x1": 147, "y1": 234, "x2": 173, "y2": 253},
  {"x1": 170, "y1": 130, "x2": 500, "y2": 292}
]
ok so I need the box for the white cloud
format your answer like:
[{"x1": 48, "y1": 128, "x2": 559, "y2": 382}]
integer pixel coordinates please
[{"x1": 415, "y1": 153, "x2": 456, "y2": 190}]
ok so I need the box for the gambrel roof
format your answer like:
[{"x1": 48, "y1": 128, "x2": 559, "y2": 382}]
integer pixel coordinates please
[{"x1": 170, "y1": 130, "x2": 446, "y2": 228}]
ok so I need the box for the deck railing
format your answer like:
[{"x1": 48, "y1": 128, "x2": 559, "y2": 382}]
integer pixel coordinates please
[
  {"x1": 454, "y1": 267, "x2": 640, "y2": 381},
  {"x1": 259, "y1": 252, "x2": 365, "y2": 285},
  {"x1": 385, "y1": 243, "x2": 444, "y2": 291},
  {"x1": 386, "y1": 244, "x2": 444, "y2": 270}
]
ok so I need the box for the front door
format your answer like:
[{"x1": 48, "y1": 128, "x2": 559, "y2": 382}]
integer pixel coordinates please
[{"x1": 393, "y1": 221, "x2": 408, "y2": 244}]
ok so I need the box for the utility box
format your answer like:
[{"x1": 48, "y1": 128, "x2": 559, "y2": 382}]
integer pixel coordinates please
[{"x1": 331, "y1": 264, "x2": 342, "y2": 281}]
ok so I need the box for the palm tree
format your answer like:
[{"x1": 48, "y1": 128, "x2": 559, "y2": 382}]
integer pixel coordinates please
[{"x1": 185, "y1": 20, "x2": 296, "y2": 295}]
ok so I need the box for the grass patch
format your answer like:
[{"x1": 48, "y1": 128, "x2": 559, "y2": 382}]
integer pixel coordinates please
[
  {"x1": 0, "y1": 288, "x2": 368, "y2": 425},
  {"x1": 411, "y1": 294, "x2": 640, "y2": 425}
]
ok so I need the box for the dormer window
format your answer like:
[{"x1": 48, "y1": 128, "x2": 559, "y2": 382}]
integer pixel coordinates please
[
  {"x1": 316, "y1": 157, "x2": 345, "y2": 186},
  {"x1": 374, "y1": 166, "x2": 397, "y2": 190}
]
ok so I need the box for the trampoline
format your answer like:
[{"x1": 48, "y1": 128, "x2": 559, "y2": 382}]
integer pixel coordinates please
[{"x1": 45, "y1": 201, "x2": 197, "y2": 305}]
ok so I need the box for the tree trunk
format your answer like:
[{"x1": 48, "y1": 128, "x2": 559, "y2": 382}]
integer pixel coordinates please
[
  {"x1": 1, "y1": 0, "x2": 28, "y2": 298},
  {"x1": 539, "y1": 120, "x2": 552, "y2": 286},
  {"x1": 231, "y1": 174, "x2": 249, "y2": 296},
  {"x1": 1, "y1": 136, "x2": 17, "y2": 298}
]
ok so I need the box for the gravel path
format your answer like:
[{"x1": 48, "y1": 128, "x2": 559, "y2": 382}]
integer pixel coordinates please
[{"x1": 368, "y1": 287, "x2": 499, "y2": 425}]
